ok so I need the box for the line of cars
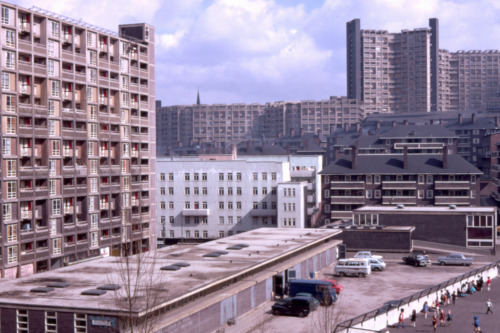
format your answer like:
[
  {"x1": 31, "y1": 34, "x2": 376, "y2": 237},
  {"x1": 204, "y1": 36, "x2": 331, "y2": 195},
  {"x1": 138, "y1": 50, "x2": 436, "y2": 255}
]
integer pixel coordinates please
[
  {"x1": 402, "y1": 252, "x2": 473, "y2": 267},
  {"x1": 271, "y1": 279, "x2": 344, "y2": 317}
]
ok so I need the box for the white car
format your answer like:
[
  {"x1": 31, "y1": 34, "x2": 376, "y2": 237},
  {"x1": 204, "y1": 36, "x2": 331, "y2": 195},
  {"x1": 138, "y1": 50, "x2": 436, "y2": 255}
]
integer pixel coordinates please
[{"x1": 354, "y1": 251, "x2": 383, "y2": 260}]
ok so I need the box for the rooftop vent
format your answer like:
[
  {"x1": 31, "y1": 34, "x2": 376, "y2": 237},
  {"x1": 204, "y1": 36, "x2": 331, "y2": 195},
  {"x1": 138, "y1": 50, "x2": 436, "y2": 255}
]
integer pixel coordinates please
[
  {"x1": 31, "y1": 287, "x2": 54, "y2": 293},
  {"x1": 81, "y1": 289, "x2": 107, "y2": 296},
  {"x1": 363, "y1": 225, "x2": 371, "y2": 229},
  {"x1": 234, "y1": 244, "x2": 249, "y2": 248},
  {"x1": 396, "y1": 204, "x2": 405, "y2": 209},
  {"x1": 203, "y1": 252, "x2": 221, "y2": 258},
  {"x1": 47, "y1": 282, "x2": 70, "y2": 288},
  {"x1": 350, "y1": 225, "x2": 358, "y2": 229},
  {"x1": 160, "y1": 265, "x2": 181, "y2": 271},
  {"x1": 449, "y1": 204, "x2": 457, "y2": 209},
  {"x1": 173, "y1": 262, "x2": 191, "y2": 268},
  {"x1": 376, "y1": 225, "x2": 385, "y2": 230},
  {"x1": 227, "y1": 245, "x2": 243, "y2": 250},
  {"x1": 214, "y1": 250, "x2": 229, "y2": 255},
  {"x1": 97, "y1": 284, "x2": 121, "y2": 291}
]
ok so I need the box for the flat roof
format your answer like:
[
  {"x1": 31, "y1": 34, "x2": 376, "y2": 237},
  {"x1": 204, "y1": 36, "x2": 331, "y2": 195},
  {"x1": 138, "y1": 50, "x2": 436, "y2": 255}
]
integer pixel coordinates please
[
  {"x1": 0, "y1": 228, "x2": 341, "y2": 315},
  {"x1": 354, "y1": 205, "x2": 497, "y2": 213}
]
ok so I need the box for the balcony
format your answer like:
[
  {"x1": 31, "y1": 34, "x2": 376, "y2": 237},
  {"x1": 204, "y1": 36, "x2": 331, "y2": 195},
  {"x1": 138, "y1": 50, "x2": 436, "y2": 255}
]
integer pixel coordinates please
[
  {"x1": 382, "y1": 196, "x2": 417, "y2": 205},
  {"x1": 21, "y1": 210, "x2": 33, "y2": 220},
  {"x1": 63, "y1": 91, "x2": 73, "y2": 101},
  {"x1": 63, "y1": 148, "x2": 74, "y2": 157},
  {"x1": 100, "y1": 202, "x2": 110, "y2": 210},
  {"x1": 63, "y1": 34, "x2": 73, "y2": 44},
  {"x1": 99, "y1": 149, "x2": 109, "y2": 157},
  {"x1": 382, "y1": 181, "x2": 417, "y2": 189},
  {"x1": 290, "y1": 169, "x2": 315, "y2": 178},
  {"x1": 64, "y1": 206, "x2": 74, "y2": 215},
  {"x1": 434, "y1": 181, "x2": 471, "y2": 190},
  {"x1": 330, "y1": 181, "x2": 365, "y2": 189},
  {"x1": 434, "y1": 196, "x2": 470, "y2": 205},
  {"x1": 20, "y1": 147, "x2": 32, "y2": 157},
  {"x1": 331, "y1": 196, "x2": 366, "y2": 204}
]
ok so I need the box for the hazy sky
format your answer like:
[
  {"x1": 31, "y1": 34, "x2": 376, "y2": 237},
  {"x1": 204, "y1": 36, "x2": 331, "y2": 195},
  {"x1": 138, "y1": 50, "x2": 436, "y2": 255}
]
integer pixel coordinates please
[{"x1": 8, "y1": 0, "x2": 500, "y2": 105}]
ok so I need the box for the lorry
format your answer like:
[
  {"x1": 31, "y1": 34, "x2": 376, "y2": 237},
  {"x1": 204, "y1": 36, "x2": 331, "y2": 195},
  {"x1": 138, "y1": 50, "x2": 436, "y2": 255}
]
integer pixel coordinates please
[
  {"x1": 437, "y1": 253, "x2": 473, "y2": 266},
  {"x1": 288, "y1": 279, "x2": 338, "y2": 305}
]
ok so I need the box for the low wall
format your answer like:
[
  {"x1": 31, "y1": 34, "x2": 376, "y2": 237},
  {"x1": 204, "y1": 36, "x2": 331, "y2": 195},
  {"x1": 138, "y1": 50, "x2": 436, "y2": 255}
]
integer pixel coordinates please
[{"x1": 334, "y1": 261, "x2": 500, "y2": 333}]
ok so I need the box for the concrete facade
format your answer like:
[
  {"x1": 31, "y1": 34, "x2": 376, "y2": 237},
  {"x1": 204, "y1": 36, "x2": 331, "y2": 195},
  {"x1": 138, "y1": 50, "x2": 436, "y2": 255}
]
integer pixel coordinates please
[{"x1": 0, "y1": 2, "x2": 156, "y2": 278}]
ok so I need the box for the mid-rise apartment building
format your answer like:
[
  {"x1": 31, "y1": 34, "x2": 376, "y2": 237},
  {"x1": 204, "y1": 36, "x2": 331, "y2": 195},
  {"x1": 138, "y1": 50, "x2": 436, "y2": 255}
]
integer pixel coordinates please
[
  {"x1": 156, "y1": 150, "x2": 323, "y2": 244},
  {"x1": 0, "y1": 3, "x2": 156, "y2": 278},
  {"x1": 347, "y1": 18, "x2": 500, "y2": 113},
  {"x1": 320, "y1": 148, "x2": 482, "y2": 221}
]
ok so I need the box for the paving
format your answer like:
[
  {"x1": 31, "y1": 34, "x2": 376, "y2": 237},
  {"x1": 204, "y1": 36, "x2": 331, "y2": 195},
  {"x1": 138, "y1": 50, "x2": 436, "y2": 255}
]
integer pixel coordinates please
[{"x1": 220, "y1": 251, "x2": 499, "y2": 333}]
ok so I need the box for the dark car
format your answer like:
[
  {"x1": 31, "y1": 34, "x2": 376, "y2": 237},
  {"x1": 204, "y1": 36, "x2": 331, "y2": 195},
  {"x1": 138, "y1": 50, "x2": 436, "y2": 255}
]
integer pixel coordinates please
[
  {"x1": 295, "y1": 292, "x2": 319, "y2": 310},
  {"x1": 271, "y1": 297, "x2": 313, "y2": 317},
  {"x1": 402, "y1": 253, "x2": 430, "y2": 267}
]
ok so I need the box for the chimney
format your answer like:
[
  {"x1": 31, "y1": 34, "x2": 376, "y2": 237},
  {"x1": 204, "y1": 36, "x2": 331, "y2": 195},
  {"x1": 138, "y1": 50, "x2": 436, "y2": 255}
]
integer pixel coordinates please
[
  {"x1": 442, "y1": 144, "x2": 448, "y2": 169},
  {"x1": 392, "y1": 121, "x2": 397, "y2": 127},
  {"x1": 403, "y1": 120, "x2": 409, "y2": 126},
  {"x1": 351, "y1": 141, "x2": 358, "y2": 169},
  {"x1": 403, "y1": 146, "x2": 408, "y2": 169},
  {"x1": 290, "y1": 129, "x2": 295, "y2": 137},
  {"x1": 300, "y1": 128, "x2": 305, "y2": 137},
  {"x1": 458, "y1": 113, "x2": 463, "y2": 125},
  {"x1": 472, "y1": 113, "x2": 477, "y2": 124}
]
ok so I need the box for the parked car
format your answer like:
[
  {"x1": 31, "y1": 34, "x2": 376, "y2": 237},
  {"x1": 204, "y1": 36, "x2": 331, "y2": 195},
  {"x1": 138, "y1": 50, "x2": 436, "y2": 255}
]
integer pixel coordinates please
[
  {"x1": 402, "y1": 253, "x2": 430, "y2": 267},
  {"x1": 294, "y1": 292, "x2": 319, "y2": 310},
  {"x1": 271, "y1": 296, "x2": 313, "y2": 317},
  {"x1": 437, "y1": 253, "x2": 473, "y2": 266},
  {"x1": 289, "y1": 279, "x2": 337, "y2": 305},
  {"x1": 322, "y1": 279, "x2": 344, "y2": 294},
  {"x1": 368, "y1": 258, "x2": 386, "y2": 271},
  {"x1": 334, "y1": 258, "x2": 371, "y2": 277},
  {"x1": 354, "y1": 251, "x2": 383, "y2": 260}
]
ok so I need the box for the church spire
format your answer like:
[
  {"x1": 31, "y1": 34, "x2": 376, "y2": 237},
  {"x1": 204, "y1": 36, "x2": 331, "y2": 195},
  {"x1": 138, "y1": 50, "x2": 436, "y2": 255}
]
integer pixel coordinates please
[{"x1": 196, "y1": 88, "x2": 200, "y2": 105}]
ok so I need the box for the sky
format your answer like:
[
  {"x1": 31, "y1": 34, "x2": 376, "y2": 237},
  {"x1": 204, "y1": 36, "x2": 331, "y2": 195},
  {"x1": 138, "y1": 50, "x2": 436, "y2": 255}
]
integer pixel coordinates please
[{"x1": 8, "y1": 0, "x2": 500, "y2": 106}]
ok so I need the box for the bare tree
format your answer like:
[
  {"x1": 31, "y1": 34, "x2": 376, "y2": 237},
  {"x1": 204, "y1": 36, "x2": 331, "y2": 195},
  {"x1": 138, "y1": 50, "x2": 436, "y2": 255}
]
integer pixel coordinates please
[
  {"x1": 109, "y1": 240, "x2": 169, "y2": 333},
  {"x1": 310, "y1": 293, "x2": 346, "y2": 333}
]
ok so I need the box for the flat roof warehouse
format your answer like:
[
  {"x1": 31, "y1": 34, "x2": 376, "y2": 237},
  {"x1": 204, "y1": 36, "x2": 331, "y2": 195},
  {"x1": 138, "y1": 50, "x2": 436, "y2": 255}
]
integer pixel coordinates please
[{"x1": 0, "y1": 228, "x2": 342, "y2": 331}]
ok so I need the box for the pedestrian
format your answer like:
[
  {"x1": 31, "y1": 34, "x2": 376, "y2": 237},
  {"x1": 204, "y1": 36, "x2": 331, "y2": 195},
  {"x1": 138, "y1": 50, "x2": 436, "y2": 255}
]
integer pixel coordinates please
[
  {"x1": 452, "y1": 291, "x2": 456, "y2": 305},
  {"x1": 397, "y1": 308, "x2": 405, "y2": 328},
  {"x1": 446, "y1": 310, "x2": 453, "y2": 326},
  {"x1": 423, "y1": 301, "x2": 429, "y2": 319},
  {"x1": 439, "y1": 309, "x2": 445, "y2": 326},
  {"x1": 487, "y1": 276, "x2": 491, "y2": 291},
  {"x1": 432, "y1": 314, "x2": 438, "y2": 332},
  {"x1": 410, "y1": 309, "x2": 416, "y2": 327},
  {"x1": 446, "y1": 289, "x2": 451, "y2": 305},
  {"x1": 473, "y1": 315, "x2": 480, "y2": 333},
  {"x1": 443, "y1": 293, "x2": 448, "y2": 306},
  {"x1": 486, "y1": 298, "x2": 493, "y2": 314}
]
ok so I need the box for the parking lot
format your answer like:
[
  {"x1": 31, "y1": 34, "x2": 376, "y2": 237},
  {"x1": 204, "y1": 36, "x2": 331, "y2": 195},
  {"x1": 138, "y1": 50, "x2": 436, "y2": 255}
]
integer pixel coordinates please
[{"x1": 222, "y1": 251, "x2": 496, "y2": 333}]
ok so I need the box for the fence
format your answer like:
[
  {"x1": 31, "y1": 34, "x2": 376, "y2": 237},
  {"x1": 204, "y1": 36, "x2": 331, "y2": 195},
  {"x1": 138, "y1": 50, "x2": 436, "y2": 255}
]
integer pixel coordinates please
[
  {"x1": 333, "y1": 260, "x2": 500, "y2": 333},
  {"x1": 412, "y1": 239, "x2": 494, "y2": 256}
]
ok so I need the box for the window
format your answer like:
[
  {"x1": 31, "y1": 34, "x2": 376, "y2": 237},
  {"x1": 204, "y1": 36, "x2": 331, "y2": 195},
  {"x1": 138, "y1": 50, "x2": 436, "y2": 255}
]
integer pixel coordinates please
[
  {"x1": 418, "y1": 175, "x2": 425, "y2": 184},
  {"x1": 5, "y1": 50, "x2": 15, "y2": 69},
  {"x1": 90, "y1": 178, "x2": 98, "y2": 193},
  {"x1": 252, "y1": 173, "x2": 258, "y2": 181},
  {"x1": 202, "y1": 202, "x2": 207, "y2": 209},
  {"x1": 52, "y1": 199, "x2": 61, "y2": 215},
  {"x1": 7, "y1": 223, "x2": 17, "y2": 242},
  {"x1": 74, "y1": 314, "x2": 87, "y2": 333},
  {"x1": 160, "y1": 173, "x2": 165, "y2": 181},
  {"x1": 366, "y1": 190, "x2": 372, "y2": 199},
  {"x1": 218, "y1": 173, "x2": 224, "y2": 181},
  {"x1": 374, "y1": 175, "x2": 381, "y2": 184},
  {"x1": 2, "y1": 72, "x2": 10, "y2": 90},
  {"x1": 184, "y1": 202, "x2": 190, "y2": 209},
  {"x1": 262, "y1": 173, "x2": 267, "y2": 181},
  {"x1": 5, "y1": 116, "x2": 16, "y2": 134},
  {"x1": 219, "y1": 231, "x2": 225, "y2": 238},
  {"x1": 236, "y1": 202, "x2": 242, "y2": 210},
  {"x1": 2, "y1": 6, "x2": 10, "y2": 24},
  {"x1": 51, "y1": 80, "x2": 59, "y2": 97},
  {"x1": 236, "y1": 173, "x2": 242, "y2": 181},
  {"x1": 228, "y1": 216, "x2": 234, "y2": 225},
  {"x1": 324, "y1": 190, "x2": 330, "y2": 198},
  {"x1": 426, "y1": 190, "x2": 433, "y2": 199},
  {"x1": 160, "y1": 202, "x2": 166, "y2": 209},
  {"x1": 219, "y1": 202, "x2": 224, "y2": 209},
  {"x1": 227, "y1": 202, "x2": 233, "y2": 210},
  {"x1": 253, "y1": 217, "x2": 258, "y2": 225},
  {"x1": 202, "y1": 187, "x2": 208, "y2": 195},
  {"x1": 6, "y1": 181, "x2": 16, "y2": 198},
  {"x1": 271, "y1": 173, "x2": 277, "y2": 181},
  {"x1": 262, "y1": 187, "x2": 268, "y2": 195},
  {"x1": 184, "y1": 187, "x2": 190, "y2": 195},
  {"x1": 168, "y1": 187, "x2": 174, "y2": 195},
  {"x1": 374, "y1": 190, "x2": 381, "y2": 199},
  {"x1": 45, "y1": 311, "x2": 57, "y2": 332},
  {"x1": 5, "y1": 29, "x2": 15, "y2": 47},
  {"x1": 6, "y1": 159, "x2": 16, "y2": 177},
  {"x1": 90, "y1": 214, "x2": 98, "y2": 229},
  {"x1": 49, "y1": 180, "x2": 57, "y2": 195},
  {"x1": 169, "y1": 173, "x2": 174, "y2": 181},
  {"x1": 185, "y1": 173, "x2": 190, "y2": 181},
  {"x1": 227, "y1": 173, "x2": 233, "y2": 181},
  {"x1": 169, "y1": 216, "x2": 174, "y2": 224},
  {"x1": 50, "y1": 21, "x2": 59, "y2": 38},
  {"x1": 169, "y1": 202, "x2": 174, "y2": 209},
  {"x1": 219, "y1": 187, "x2": 224, "y2": 195},
  {"x1": 3, "y1": 203, "x2": 12, "y2": 221},
  {"x1": 237, "y1": 187, "x2": 242, "y2": 195},
  {"x1": 227, "y1": 187, "x2": 233, "y2": 195},
  {"x1": 160, "y1": 187, "x2": 165, "y2": 195},
  {"x1": 426, "y1": 175, "x2": 433, "y2": 184},
  {"x1": 253, "y1": 187, "x2": 258, "y2": 195},
  {"x1": 203, "y1": 231, "x2": 208, "y2": 238},
  {"x1": 48, "y1": 60, "x2": 55, "y2": 76},
  {"x1": 202, "y1": 173, "x2": 207, "y2": 181},
  {"x1": 8, "y1": 245, "x2": 18, "y2": 264},
  {"x1": 194, "y1": 230, "x2": 200, "y2": 238},
  {"x1": 253, "y1": 202, "x2": 258, "y2": 209},
  {"x1": 193, "y1": 173, "x2": 199, "y2": 181},
  {"x1": 219, "y1": 216, "x2": 224, "y2": 224}
]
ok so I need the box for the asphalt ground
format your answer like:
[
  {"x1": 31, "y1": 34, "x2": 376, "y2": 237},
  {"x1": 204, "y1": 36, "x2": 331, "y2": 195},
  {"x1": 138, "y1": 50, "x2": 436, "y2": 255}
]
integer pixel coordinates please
[{"x1": 220, "y1": 251, "x2": 498, "y2": 333}]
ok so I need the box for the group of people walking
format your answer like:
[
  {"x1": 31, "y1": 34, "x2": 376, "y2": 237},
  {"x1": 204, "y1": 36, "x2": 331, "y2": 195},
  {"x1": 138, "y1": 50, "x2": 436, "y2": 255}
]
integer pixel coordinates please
[{"x1": 394, "y1": 275, "x2": 493, "y2": 332}]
